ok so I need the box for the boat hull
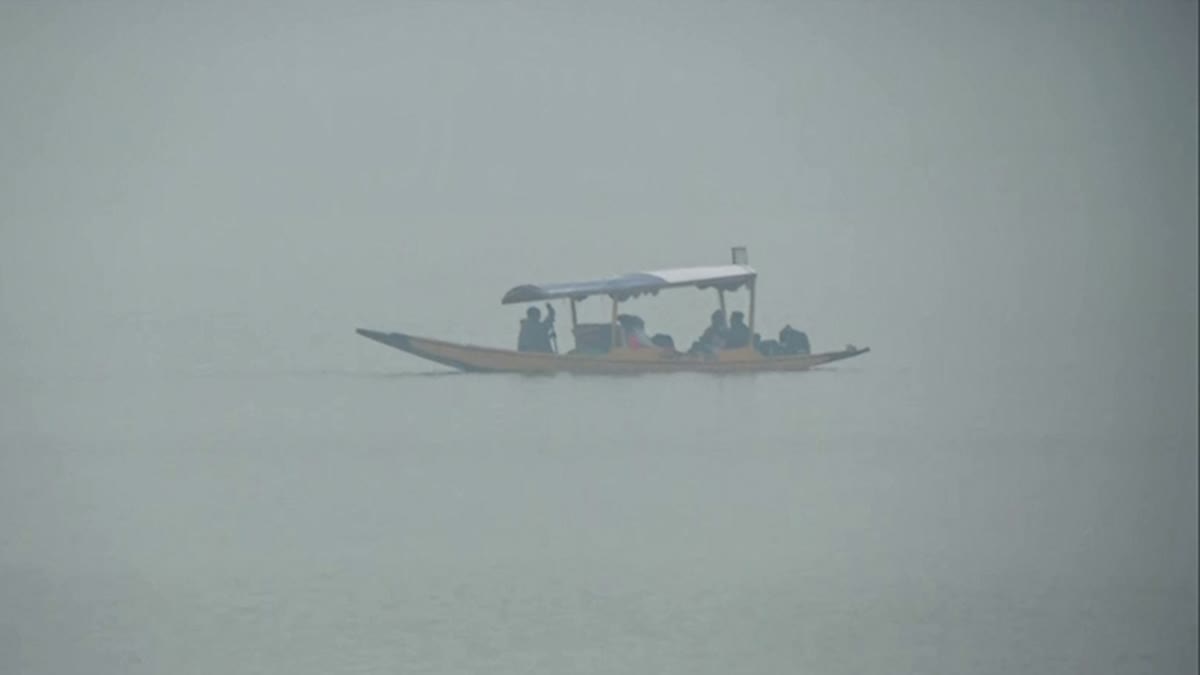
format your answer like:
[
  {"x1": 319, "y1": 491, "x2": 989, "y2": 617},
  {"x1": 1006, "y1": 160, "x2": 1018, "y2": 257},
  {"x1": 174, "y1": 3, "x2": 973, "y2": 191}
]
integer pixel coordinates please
[{"x1": 356, "y1": 329, "x2": 869, "y2": 374}]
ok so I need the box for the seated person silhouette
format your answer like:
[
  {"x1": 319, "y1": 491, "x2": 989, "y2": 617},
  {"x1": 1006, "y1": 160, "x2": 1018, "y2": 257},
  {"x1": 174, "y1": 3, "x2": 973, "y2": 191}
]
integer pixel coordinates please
[
  {"x1": 688, "y1": 310, "x2": 728, "y2": 356},
  {"x1": 517, "y1": 304, "x2": 556, "y2": 353},
  {"x1": 779, "y1": 325, "x2": 810, "y2": 355},
  {"x1": 725, "y1": 311, "x2": 751, "y2": 349},
  {"x1": 617, "y1": 314, "x2": 656, "y2": 350}
]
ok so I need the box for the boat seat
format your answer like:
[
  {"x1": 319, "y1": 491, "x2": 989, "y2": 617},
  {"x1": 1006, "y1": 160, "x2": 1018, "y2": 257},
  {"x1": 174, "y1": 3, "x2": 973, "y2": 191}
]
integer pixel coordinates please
[{"x1": 573, "y1": 323, "x2": 623, "y2": 353}]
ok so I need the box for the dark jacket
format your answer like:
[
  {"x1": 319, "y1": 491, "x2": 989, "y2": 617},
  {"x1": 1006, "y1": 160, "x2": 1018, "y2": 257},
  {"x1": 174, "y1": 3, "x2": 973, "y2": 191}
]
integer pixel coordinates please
[
  {"x1": 517, "y1": 306, "x2": 556, "y2": 352},
  {"x1": 726, "y1": 321, "x2": 751, "y2": 349},
  {"x1": 779, "y1": 325, "x2": 810, "y2": 355}
]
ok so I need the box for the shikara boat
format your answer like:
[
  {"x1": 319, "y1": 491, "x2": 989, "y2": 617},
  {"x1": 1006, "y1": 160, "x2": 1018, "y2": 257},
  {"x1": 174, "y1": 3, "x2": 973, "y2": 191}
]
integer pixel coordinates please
[{"x1": 356, "y1": 247, "x2": 869, "y2": 374}]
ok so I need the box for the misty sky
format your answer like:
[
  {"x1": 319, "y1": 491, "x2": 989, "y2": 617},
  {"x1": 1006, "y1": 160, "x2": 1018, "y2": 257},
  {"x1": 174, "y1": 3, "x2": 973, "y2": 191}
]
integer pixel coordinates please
[{"x1": 0, "y1": 1, "x2": 1195, "y2": 383}]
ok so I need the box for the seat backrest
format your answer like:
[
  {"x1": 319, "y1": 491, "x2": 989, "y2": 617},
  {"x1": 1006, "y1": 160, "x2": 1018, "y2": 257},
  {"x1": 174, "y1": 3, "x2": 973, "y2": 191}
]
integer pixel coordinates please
[{"x1": 573, "y1": 323, "x2": 623, "y2": 353}]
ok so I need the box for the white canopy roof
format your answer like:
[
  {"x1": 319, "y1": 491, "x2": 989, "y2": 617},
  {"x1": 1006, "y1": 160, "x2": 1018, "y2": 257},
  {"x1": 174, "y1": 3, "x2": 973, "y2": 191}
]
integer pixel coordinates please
[{"x1": 501, "y1": 265, "x2": 756, "y2": 304}]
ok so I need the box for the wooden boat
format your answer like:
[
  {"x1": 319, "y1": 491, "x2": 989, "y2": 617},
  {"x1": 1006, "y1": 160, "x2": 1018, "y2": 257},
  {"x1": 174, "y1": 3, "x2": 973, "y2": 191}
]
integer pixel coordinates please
[{"x1": 356, "y1": 247, "x2": 869, "y2": 374}]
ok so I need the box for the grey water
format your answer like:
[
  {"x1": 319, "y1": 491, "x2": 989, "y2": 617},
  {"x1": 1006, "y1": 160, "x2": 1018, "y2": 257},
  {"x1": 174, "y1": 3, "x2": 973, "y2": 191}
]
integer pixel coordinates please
[{"x1": 2, "y1": 2, "x2": 1196, "y2": 674}]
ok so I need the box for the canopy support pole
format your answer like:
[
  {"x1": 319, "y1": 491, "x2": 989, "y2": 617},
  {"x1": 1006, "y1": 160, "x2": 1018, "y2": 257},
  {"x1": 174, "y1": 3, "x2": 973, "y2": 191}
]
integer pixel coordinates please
[
  {"x1": 718, "y1": 289, "x2": 726, "y2": 317},
  {"x1": 610, "y1": 297, "x2": 620, "y2": 348},
  {"x1": 748, "y1": 280, "x2": 757, "y2": 339},
  {"x1": 569, "y1": 298, "x2": 578, "y2": 352}
]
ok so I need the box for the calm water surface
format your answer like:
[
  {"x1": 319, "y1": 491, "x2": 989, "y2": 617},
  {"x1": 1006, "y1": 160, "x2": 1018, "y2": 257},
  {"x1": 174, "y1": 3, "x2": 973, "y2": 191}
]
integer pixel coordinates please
[{"x1": 1, "y1": 356, "x2": 1195, "y2": 674}]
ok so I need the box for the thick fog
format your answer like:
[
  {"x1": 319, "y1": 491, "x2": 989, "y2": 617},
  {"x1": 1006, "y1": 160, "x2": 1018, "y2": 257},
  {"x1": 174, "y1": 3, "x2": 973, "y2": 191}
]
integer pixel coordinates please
[
  {"x1": 2, "y1": 1, "x2": 1195, "y2": 378},
  {"x1": 1, "y1": 2, "x2": 1196, "y2": 674}
]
